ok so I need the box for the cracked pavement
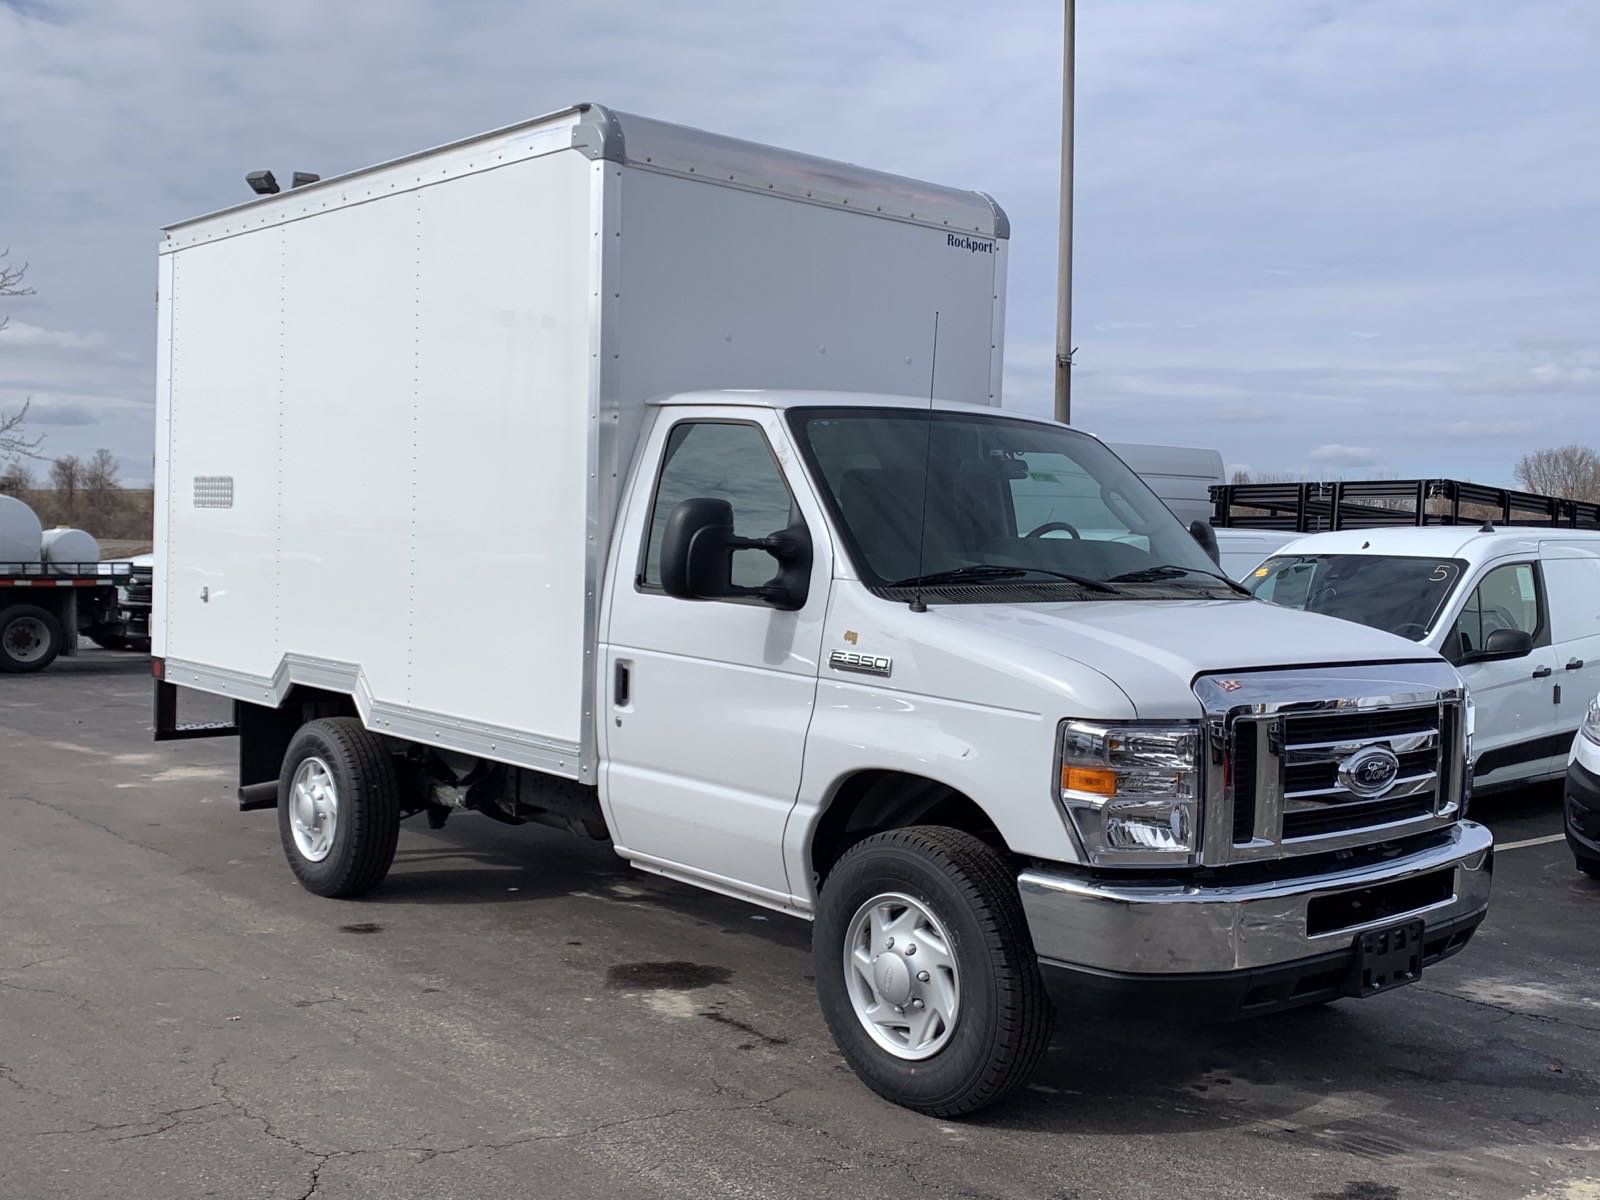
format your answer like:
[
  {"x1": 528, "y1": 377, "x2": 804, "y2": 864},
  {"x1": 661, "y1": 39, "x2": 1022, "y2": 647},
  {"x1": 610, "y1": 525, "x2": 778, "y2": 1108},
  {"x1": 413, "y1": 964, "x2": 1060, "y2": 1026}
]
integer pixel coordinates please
[{"x1": 3, "y1": 650, "x2": 1600, "y2": 1199}]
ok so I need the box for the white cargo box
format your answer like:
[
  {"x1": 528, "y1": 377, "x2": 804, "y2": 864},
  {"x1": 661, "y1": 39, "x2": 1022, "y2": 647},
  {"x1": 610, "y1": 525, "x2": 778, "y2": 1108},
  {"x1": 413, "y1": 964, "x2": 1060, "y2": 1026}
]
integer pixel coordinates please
[{"x1": 155, "y1": 103, "x2": 1009, "y2": 782}]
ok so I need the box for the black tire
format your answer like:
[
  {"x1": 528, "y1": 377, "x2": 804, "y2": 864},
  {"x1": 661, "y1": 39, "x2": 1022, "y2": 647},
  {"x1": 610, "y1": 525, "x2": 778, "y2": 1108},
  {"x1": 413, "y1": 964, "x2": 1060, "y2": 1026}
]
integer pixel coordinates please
[
  {"x1": 813, "y1": 826, "x2": 1053, "y2": 1117},
  {"x1": 0, "y1": 604, "x2": 63, "y2": 674},
  {"x1": 277, "y1": 717, "x2": 401, "y2": 898},
  {"x1": 1577, "y1": 858, "x2": 1600, "y2": 881},
  {"x1": 88, "y1": 633, "x2": 132, "y2": 652}
]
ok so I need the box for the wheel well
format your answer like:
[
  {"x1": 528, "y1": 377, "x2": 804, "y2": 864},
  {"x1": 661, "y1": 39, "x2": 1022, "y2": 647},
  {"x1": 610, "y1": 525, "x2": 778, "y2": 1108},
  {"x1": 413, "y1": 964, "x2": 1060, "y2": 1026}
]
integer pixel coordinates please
[
  {"x1": 809, "y1": 771, "x2": 1006, "y2": 885},
  {"x1": 238, "y1": 686, "x2": 360, "y2": 788}
]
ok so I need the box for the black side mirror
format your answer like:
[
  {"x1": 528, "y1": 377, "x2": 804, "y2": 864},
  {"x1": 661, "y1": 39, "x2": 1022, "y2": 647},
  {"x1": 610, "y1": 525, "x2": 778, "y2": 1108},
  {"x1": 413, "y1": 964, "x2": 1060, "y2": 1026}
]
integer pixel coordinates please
[
  {"x1": 1468, "y1": 628, "x2": 1534, "y2": 662},
  {"x1": 1189, "y1": 519, "x2": 1221, "y2": 566},
  {"x1": 659, "y1": 497, "x2": 811, "y2": 611}
]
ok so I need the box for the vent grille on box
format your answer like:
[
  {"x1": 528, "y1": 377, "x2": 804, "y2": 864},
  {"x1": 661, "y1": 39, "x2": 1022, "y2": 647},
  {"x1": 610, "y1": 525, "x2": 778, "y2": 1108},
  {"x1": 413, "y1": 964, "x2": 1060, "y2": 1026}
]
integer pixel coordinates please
[{"x1": 193, "y1": 476, "x2": 234, "y2": 509}]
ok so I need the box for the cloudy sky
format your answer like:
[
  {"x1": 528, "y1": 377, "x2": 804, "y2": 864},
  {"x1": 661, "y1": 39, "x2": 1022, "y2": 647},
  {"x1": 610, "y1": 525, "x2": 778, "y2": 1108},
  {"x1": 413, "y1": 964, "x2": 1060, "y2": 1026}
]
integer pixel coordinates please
[{"x1": 1, "y1": 0, "x2": 1596, "y2": 486}]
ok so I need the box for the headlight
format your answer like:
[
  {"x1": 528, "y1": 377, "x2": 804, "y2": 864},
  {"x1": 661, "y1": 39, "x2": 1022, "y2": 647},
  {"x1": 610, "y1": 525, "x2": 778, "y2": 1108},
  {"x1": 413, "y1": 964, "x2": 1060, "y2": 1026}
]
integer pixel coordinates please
[
  {"x1": 1583, "y1": 696, "x2": 1600, "y2": 747},
  {"x1": 1057, "y1": 720, "x2": 1202, "y2": 864}
]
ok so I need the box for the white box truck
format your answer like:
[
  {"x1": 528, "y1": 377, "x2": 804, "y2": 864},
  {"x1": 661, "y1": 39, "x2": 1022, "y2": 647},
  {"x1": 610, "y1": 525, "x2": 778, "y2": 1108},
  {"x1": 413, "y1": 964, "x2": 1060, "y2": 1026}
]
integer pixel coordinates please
[{"x1": 153, "y1": 104, "x2": 1492, "y2": 1116}]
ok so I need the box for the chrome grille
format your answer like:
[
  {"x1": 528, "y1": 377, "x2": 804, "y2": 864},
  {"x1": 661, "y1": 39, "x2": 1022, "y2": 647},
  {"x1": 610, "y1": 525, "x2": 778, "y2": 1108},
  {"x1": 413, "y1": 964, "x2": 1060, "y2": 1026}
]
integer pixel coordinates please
[
  {"x1": 1195, "y1": 666, "x2": 1467, "y2": 867},
  {"x1": 1280, "y1": 707, "x2": 1440, "y2": 840}
]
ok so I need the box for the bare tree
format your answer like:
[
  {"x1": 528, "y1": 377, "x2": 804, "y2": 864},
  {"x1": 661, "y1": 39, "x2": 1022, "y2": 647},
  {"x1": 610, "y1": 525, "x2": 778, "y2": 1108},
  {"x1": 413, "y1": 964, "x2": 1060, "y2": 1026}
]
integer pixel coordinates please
[
  {"x1": 1229, "y1": 469, "x2": 1302, "y2": 485},
  {"x1": 1, "y1": 250, "x2": 44, "y2": 463},
  {"x1": 0, "y1": 460, "x2": 34, "y2": 496},
  {"x1": 82, "y1": 449, "x2": 122, "y2": 532},
  {"x1": 0, "y1": 402, "x2": 41, "y2": 462},
  {"x1": 0, "y1": 248, "x2": 32, "y2": 334},
  {"x1": 49, "y1": 454, "x2": 83, "y2": 526},
  {"x1": 1514, "y1": 445, "x2": 1600, "y2": 502}
]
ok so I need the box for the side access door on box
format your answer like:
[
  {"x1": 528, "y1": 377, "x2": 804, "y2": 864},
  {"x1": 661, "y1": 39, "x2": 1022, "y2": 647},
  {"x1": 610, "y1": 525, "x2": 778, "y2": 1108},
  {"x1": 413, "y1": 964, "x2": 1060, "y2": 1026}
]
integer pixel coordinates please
[{"x1": 599, "y1": 405, "x2": 834, "y2": 910}]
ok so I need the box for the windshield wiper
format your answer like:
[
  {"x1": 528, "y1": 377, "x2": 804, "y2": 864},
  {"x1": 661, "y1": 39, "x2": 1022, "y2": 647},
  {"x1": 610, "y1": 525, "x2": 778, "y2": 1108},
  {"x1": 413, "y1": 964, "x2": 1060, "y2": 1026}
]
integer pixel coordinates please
[
  {"x1": 890, "y1": 564, "x2": 1118, "y2": 594},
  {"x1": 1108, "y1": 564, "x2": 1252, "y2": 596}
]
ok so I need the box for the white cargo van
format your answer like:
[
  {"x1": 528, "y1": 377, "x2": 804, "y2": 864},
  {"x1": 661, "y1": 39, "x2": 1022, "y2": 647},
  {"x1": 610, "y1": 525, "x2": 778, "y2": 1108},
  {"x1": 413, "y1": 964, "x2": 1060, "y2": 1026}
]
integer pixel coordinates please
[
  {"x1": 1250, "y1": 526, "x2": 1600, "y2": 795},
  {"x1": 153, "y1": 105, "x2": 1491, "y2": 1116},
  {"x1": 1107, "y1": 444, "x2": 1224, "y2": 528}
]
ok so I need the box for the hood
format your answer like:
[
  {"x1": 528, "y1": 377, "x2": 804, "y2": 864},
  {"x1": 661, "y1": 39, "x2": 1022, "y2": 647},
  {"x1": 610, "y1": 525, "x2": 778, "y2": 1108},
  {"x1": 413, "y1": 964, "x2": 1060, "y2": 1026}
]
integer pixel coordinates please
[{"x1": 931, "y1": 598, "x2": 1446, "y2": 719}]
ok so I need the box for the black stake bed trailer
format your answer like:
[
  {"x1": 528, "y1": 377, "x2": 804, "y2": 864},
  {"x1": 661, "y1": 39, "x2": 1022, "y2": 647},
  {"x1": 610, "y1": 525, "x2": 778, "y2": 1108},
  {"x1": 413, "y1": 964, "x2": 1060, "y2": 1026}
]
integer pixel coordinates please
[{"x1": 1211, "y1": 478, "x2": 1600, "y2": 534}]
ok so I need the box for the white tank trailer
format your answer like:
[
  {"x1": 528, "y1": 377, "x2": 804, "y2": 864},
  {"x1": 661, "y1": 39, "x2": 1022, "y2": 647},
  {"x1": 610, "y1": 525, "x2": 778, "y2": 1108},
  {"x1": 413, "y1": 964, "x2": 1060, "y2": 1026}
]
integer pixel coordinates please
[
  {"x1": 0, "y1": 495, "x2": 43, "y2": 565},
  {"x1": 41, "y1": 527, "x2": 101, "y2": 572}
]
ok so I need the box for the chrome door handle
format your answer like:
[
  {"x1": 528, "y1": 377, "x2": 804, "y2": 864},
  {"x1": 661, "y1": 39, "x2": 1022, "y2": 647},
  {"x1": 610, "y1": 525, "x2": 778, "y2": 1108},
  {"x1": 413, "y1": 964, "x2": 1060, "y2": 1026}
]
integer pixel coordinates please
[{"x1": 1567, "y1": 659, "x2": 1586, "y2": 671}]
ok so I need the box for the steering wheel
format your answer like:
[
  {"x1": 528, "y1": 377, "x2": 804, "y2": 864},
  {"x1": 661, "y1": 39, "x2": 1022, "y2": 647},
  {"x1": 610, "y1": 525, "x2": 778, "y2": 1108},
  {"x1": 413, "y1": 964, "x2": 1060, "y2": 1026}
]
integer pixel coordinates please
[
  {"x1": 1025, "y1": 520, "x2": 1081, "y2": 539},
  {"x1": 1389, "y1": 622, "x2": 1429, "y2": 641}
]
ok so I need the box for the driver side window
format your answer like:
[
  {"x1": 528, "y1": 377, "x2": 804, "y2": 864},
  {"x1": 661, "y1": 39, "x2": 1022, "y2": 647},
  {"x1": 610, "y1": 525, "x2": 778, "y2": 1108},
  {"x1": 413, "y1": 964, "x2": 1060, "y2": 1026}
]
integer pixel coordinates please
[
  {"x1": 1451, "y1": 563, "x2": 1541, "y2": 657},
  {"x1": 640, "y1": 421, "x2": 797, "y2": 590}
]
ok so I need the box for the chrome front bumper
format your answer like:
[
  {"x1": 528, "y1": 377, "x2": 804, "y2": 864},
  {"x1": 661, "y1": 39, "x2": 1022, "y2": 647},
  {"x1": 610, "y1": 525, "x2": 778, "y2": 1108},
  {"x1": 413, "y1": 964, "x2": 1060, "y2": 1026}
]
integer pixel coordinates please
[{"x1": 1018, "y1": 821, "x2": 1493, "y2": 976}]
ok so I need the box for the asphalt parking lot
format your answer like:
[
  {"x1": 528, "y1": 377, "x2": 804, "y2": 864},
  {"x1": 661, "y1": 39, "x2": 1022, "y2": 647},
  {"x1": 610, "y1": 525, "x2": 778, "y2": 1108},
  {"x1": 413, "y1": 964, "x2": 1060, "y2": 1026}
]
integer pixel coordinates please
[{"x1": 4, "y1": 651, "x2": 1599, "y2": 1200}]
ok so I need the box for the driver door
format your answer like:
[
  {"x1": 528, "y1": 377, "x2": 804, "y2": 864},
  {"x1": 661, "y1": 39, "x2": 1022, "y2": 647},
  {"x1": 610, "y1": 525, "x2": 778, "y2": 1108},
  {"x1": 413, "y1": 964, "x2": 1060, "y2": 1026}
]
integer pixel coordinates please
[
  {"x1": 1446, "y1": 560, "x2": 1563, "y2": 789},
  {"x1": 599, "y1": 408, "x2": 832, "y2": 907}
]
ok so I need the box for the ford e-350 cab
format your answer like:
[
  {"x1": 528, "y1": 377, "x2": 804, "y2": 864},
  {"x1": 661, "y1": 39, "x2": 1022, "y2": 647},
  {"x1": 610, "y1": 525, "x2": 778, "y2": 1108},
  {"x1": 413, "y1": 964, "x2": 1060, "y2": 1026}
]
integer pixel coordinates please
[{"x1": 153, "y1": 105, "x2": 1490, "y2": 1117}]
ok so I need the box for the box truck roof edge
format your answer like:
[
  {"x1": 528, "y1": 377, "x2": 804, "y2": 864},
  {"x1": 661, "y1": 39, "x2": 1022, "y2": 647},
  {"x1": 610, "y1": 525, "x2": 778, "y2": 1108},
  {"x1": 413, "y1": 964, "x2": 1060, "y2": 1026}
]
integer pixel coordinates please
[{"x1": 160, "y1": 103, "x2": 1009, "y2": 252}]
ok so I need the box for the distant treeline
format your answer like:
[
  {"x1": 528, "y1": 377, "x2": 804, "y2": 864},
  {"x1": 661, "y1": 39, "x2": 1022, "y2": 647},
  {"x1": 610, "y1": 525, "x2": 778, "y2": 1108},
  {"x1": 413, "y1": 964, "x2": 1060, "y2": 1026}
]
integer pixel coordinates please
[{"x1": 0, "y1": 451, "x2": 155, "y2": 541}]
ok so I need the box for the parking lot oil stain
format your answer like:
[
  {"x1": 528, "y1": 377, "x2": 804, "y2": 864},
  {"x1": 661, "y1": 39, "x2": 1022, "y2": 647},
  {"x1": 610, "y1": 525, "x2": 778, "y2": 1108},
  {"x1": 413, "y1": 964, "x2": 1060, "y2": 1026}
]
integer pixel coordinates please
[
  {"x1": 1310, "y1": 1184, "x2": 1401, "y2": 1200},
  {"x1": 698, "y1": 1009, "x2": 788, "y2": 1046},
  {"x1": 339, "y1": 922, "x2": 383, "y2": 934},
  {"x1": 606, "y1": 961, "x2": 731, "y2": 990}
]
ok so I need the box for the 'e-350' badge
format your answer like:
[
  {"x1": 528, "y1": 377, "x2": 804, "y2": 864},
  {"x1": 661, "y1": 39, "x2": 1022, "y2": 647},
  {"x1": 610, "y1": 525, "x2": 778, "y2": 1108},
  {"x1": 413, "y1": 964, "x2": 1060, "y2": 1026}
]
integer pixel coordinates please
[{"x1": 829, "y1": 649, "x2": 892, "y2": 678}]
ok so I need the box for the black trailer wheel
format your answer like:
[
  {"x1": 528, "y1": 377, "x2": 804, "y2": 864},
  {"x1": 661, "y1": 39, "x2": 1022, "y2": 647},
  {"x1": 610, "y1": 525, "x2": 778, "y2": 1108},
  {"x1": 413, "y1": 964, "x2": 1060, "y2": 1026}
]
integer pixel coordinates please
[
  {"x1": 813, "y1": 826, "x2": 1053, "y2": 1117},
  {"x1": 0, "y1": 604, "x2": 63, "y2": 674},
  {"x1": 277, "y1": 717, "x2": 401, "y2": 898}
]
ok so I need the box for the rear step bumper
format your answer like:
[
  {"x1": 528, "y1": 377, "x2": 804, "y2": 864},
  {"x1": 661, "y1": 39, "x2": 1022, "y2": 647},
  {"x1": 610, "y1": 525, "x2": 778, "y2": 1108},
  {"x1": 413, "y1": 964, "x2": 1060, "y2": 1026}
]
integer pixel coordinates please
[{"x1": 152, "y1": 673, "x2": 239, "y2": 742}]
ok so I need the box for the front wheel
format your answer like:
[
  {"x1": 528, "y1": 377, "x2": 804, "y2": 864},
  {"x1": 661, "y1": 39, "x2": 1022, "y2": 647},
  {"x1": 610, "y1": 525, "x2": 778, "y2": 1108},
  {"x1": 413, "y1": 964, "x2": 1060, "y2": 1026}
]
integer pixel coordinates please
[
  {"x1": 813, "y1": 826, "x2": 1052, "y2": 1116},
  {"x1": 277, "y1": 717, "x2": 401, "y2": 898},
  {"x1": 0, "y1": 604, "x2": 63, "y2": 673}
]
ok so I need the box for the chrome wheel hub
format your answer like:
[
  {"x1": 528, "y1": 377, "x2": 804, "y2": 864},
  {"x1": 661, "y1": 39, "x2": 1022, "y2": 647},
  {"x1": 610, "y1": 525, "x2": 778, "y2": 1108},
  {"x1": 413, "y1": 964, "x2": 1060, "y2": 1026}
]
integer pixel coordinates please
[
  {"x1": 288, "y1": 756, "x2": 338, "y2": 863},
  {"x1": 4, "y1": 616, "x2": 48, "y2": 663},
  {"x1": 843, "y1": 892, "x2": 960, "y2": 1061}
]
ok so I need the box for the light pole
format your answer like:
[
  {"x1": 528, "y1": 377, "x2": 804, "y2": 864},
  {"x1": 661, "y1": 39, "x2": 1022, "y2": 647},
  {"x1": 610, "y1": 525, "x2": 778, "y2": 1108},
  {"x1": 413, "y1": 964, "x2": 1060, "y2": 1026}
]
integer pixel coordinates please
[{"x1": 1054, "y1": 0, "x2": 1076, "y2": 425}]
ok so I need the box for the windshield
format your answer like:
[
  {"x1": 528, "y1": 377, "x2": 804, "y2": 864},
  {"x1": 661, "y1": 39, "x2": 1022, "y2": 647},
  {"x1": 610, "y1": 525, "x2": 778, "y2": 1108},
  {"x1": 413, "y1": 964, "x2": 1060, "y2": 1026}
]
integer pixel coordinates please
[
  {"x1": 1248, "y1": 554, "x2": 1466, "y2": 640},
  {"x1": 787, "y1": 407, "x2": 1232, "y2": 598}
]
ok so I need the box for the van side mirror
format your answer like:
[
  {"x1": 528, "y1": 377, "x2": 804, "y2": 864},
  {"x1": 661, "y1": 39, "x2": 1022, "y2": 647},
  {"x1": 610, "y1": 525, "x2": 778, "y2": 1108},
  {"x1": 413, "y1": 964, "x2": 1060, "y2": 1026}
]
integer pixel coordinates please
[
  {"x1": 1465, "y1": 628, "x2": 1534, "y2": 663},
  {"x1": 1189, "y1": 519, "x2": 1221, "y2": 566},
  {"x1": 658, "y1": 497, "x2": 811, "y2": 611}
]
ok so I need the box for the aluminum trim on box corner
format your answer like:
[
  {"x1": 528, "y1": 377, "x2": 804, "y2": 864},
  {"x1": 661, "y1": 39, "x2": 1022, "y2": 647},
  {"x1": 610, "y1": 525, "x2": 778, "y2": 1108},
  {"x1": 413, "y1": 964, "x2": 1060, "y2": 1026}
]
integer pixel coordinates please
[{"x1": 161, "y1": 654, "x2": 585, "y2": 779}]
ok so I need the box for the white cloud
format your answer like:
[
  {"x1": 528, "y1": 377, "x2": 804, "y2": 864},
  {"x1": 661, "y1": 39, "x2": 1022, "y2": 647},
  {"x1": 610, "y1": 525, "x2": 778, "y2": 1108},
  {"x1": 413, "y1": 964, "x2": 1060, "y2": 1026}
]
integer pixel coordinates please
[
  {"x1": 1308, "y1": 444, "x2": 1385, "y2": 468},
  {"x1": 0, "y1": 320, "x2": 107, "y2": 351},
  {"x1": 1528, "y1": 362, "x2": 1600, "y2": 389}
]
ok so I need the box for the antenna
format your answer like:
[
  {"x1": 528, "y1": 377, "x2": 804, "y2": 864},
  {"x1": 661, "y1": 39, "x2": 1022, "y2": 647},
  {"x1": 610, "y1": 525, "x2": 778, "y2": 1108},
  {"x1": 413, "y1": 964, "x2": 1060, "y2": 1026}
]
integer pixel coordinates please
[{"x1": 909, "y1": 312, "x2": 940, "y2": 614}]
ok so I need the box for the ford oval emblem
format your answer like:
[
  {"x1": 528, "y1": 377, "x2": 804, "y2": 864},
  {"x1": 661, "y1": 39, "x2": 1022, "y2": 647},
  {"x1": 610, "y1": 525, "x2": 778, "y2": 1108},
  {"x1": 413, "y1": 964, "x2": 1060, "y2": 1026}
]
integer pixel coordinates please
[{"x1": 1338, "y1": 745, "x2": 1402, "y2": 799}]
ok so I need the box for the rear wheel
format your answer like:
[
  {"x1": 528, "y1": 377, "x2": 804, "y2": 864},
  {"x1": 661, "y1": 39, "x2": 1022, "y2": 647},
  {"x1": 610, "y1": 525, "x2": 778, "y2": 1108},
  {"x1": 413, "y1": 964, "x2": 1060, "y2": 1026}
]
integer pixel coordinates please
[
  {"x1": 0, "y1": 604, "x2": 63, "y2": 674},
  {"x1": 277, "y1": 718, "x2": 401, "y2": 898},
  {"x1": 1577, "y1": 858, "x2": 1600, "y2": 881},
  {"x1": 88, "y1": 633, "x2": 133, "y2": 652},
  {"x1": 813, "y1": 826, "x2": 1052, "y2": 1116}
]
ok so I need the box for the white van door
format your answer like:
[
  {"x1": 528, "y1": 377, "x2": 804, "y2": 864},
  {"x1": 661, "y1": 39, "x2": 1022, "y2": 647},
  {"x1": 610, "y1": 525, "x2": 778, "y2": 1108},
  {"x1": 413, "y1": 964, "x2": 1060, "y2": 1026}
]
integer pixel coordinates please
[
  {"x1": 1541, "y1": 542, "x2": 1600, "y2": 744},
  {"x1": 1444, "y1": 559, "x2": 1565, "y2": 789},
  {"x1": 600, "y1": 407, "x2": 832, "y2": 907}
]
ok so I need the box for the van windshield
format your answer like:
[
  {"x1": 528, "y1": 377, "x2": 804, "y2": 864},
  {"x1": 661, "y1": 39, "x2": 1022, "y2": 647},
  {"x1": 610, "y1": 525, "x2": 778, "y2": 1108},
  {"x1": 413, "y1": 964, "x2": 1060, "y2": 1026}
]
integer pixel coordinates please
[
  {"x1": 1248, "y1": 554, "x2": 1466, "y2": 640},
  {"x1": 787, "y1": 407, "x2": 1237, "y2": 600}
]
